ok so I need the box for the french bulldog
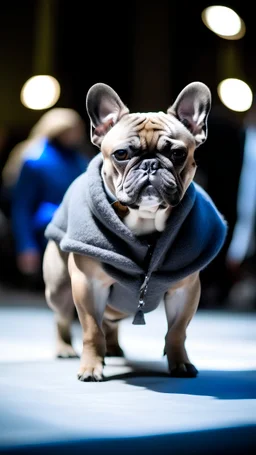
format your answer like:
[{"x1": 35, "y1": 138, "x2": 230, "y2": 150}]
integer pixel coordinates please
[{"x1": 43, "y1": 81, "x2": 227, "y2": 381}]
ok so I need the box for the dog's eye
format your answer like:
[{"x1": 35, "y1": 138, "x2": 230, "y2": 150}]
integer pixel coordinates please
[
  {"x1": 171, "y1": 148, "x2": 187, "y2": 163},
  {"x1": 113, "y1": 150, "x2": 129, "y2": 161}
]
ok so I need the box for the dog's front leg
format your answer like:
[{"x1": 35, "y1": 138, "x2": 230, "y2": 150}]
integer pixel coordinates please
[
  {"x1": 164, "y1": 272, "x2": 200, "y2": 378},
  {"x1": 68, "y1": 254, "x2": 114, "y2": 382}
]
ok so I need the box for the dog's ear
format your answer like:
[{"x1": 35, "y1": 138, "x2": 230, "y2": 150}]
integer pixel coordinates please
[
  {"x1": 86, "y1": 83, "x2": 129, "y2": 147},
  {"x1": 167, "y1": 82, "x2": 211, "y2": 146}
]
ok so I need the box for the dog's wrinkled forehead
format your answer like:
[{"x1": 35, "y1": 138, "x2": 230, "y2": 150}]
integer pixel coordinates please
[{"x1": 101, "y1": 112, "x2": 195, "y2": 155}]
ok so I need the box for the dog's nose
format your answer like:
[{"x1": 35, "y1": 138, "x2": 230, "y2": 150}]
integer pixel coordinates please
[{"x1": 140, "y1": 159, "x2": 160, "y2": 174}]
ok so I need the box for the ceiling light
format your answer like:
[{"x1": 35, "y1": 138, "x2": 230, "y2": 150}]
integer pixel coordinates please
[
  {"x1": 217, "y1": 78, "x2": 253, "y2": 112},
  {"x1": 202, "y1": 5, "x2": 245, "y2": 40},
  {"x1": 20, "y1": 75, "x2": 61, "y2": 110}
]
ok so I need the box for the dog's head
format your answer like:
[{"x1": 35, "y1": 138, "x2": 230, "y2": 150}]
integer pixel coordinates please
[{"x1": 86, "y1": 82, "x2": 211, "y2": 209}]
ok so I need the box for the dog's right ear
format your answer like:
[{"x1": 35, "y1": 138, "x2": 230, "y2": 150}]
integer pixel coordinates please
[{"x1": 86, "y1": 83, "x2": 129, "y2": 147}]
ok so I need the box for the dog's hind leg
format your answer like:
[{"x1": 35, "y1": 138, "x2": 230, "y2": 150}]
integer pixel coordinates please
[
  {"x1": 103, "y1": 305, "x2": 128, "y2": 357},
  {"x1": 43, "y1": 240, "x2": 78, "y2": 358},
  {"x1": 103, "y1": 320, "x2": 124, "y2": 357},
  {"x1": 164, "y1": 271, "x2": 200, "y2": 378}
]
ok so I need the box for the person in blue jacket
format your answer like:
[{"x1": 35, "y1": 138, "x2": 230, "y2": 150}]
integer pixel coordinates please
[{"x1": 8, "y1": 108, "x2": 92, "y2": 278}]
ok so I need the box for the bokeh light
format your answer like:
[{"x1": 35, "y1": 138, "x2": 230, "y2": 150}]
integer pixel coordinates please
[
  {"x1": 20, "y1": 75, "x2": 61, "y2": 110},
  {"x1": 201, "y1": 5, "x2": 245, "y2": 40},
  {"x1": 217, "y1": 78, "x2": 253, "y2": 112}
]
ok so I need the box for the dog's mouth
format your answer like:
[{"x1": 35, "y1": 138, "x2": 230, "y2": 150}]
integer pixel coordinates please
[
  {"x1": 114, "y1": 156, "x2": 183, "y2": 208},
  {"x1": 118, "y1": 179, "x2": 181, "y2": 209},
  {"x1": 140, "y1": 181, "x2": 181, "y2": 206},
  {"x1": 136, "y1": 184, "x2": 162, "y2": 207}
]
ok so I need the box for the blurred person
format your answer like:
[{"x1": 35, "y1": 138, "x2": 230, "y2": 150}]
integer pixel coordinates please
[
  {"x1": 194, "y1": 104, "x2": 244, "y2": 308},
  {"x1": 2, "y1": 108, "x2": 92, "y2": 285},
  {"x1": 226, "y1": 100, "x2": 256, "y2": 309}
]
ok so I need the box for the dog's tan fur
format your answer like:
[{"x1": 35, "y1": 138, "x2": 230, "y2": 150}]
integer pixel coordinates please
[
  {"x1": 43, "y1": 82, "x2": 212, "y2": 381},
  {"x1": 43, "y1": 239, "x2": 200, "y2": 379}
]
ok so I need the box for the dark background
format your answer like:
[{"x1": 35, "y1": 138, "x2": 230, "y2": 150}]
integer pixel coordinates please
[
  {"x1": 0, "y1": 0, "x2": 254, "y2": 305},
  {"x1": 0, "y1": 1, "x2": 254, "y2": 133}
]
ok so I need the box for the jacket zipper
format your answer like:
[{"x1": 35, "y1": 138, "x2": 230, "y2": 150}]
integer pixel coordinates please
[
  {"x1": 138, "y1": 274, "x2": 150, "y2": 308},
  {"x1": 138, "y1": 242, "x2": 154, "y2": 308},
  {"x1": 132, "y1": 242, "x2": 154, "y2": 325}
]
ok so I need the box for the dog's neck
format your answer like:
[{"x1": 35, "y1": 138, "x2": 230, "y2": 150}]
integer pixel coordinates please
[
  {"x1": 111, "y1": 201, "x2": 172, "y2": 236},
  {"x1": 123, "y1": 205, "x2": 172, "y2": 236}
]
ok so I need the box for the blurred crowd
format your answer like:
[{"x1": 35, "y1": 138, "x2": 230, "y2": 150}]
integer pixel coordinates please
[
  {"x1": 0, "y1": 102, "x2": 256, "y2": 312},
  {"x1": 195, "y1": 101, "x2": 256, "y2": 311},
  {"x1": 0, "y1": 107, "x2": 95, "y2": 290}
]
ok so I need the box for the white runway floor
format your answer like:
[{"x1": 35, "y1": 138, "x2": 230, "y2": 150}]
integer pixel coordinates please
[{"x1": 0, "y1": 289, "x2": 255, "y2": 454}]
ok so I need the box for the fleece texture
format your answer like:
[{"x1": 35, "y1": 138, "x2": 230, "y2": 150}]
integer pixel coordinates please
[{"x1": 45, "y1": 152, "x2": 227, "y2": 316}]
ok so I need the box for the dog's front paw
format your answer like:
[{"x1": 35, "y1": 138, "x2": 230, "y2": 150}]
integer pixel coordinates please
[
  {"x1": 77, "y1": 361, "x2": 104, "y2": 382},
  {"x1": 170, "y1": 362, "x2": 198, "y2": 378}
]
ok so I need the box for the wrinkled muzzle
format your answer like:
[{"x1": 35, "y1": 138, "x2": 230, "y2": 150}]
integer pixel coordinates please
[{"x1": 116, "y1": 158, "x2": 182, "y2": 207}]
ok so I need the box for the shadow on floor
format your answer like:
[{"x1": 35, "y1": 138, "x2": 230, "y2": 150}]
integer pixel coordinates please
[{"x1": 104, "y1": 359, "x2": 256, "y2": 400}]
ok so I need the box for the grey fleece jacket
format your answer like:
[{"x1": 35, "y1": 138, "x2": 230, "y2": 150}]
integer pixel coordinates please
[{"x1": 45, "y1": 153, "x2": 227, "y2": 319}]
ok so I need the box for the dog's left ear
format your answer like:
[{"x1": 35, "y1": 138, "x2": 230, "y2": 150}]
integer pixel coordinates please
[
  {"x1": 86, "y1": 83, "x2": 129, "y2": 147},
  {"x1": 167, "y1": 82, "x2": 211, "y2": 146}
]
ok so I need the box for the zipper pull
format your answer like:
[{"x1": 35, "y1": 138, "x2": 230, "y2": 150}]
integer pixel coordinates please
[
  {"x1": 132, "y1": 305, "x2": 146, "y2": 325},
  {"x1": 132, "y1": 274, "x2": 150, "y2": 325}
]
